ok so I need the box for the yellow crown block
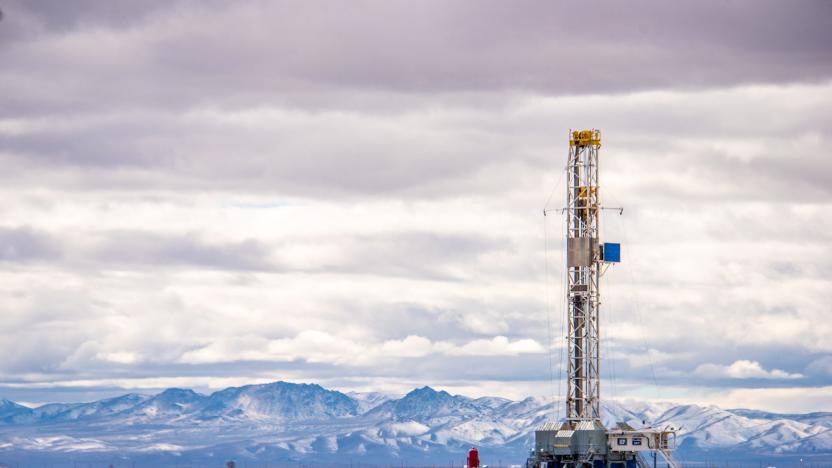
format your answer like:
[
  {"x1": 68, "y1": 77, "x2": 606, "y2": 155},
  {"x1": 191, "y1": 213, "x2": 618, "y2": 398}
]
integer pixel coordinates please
[{"x1": 570, "y1": 129, "x2": 601, "y2": 146}]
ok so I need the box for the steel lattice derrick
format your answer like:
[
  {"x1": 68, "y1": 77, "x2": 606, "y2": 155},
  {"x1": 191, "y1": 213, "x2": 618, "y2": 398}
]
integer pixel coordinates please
[{"x1": 565, "y1": 129, "x2": 602, "y2": 423}]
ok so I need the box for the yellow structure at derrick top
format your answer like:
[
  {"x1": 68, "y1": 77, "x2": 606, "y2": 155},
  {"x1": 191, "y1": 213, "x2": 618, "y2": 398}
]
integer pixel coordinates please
[
  {"x1": 577, "y1": 186, "x2": 597, "y2": 198},
  {"x1": 570, "y1": 129, "x2": 601, "y2": 147}
]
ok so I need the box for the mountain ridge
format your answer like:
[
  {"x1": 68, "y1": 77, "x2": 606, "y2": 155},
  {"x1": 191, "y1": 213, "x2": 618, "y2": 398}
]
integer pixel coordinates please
[{"x1": 1, "y1": 380, "x2": 830, "y2": 467}]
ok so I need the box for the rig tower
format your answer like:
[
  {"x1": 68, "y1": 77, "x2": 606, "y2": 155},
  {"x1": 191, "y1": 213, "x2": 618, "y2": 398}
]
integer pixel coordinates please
[
  {"x1": 565, "y1": 128, "x2": 603, "y2": 423},
  {"x1": 528, "y1": 130, "x2": 679, "y2": 468}
]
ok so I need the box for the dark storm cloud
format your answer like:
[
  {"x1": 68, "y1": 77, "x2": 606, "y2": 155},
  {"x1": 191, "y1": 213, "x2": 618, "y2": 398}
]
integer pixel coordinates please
[{"x1": 1, "y1": 0, "x2": 831, "y2": 116}]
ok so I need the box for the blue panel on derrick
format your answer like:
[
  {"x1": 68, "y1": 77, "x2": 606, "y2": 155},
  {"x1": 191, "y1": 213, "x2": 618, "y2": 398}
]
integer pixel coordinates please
[{"x1": 603, "y1": 242, "x2": 620, "y2": 262}]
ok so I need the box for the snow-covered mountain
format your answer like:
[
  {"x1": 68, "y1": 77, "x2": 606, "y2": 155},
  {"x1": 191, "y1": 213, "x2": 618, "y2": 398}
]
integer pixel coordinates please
[
  {"x1": 347, "y1": 391, "x2": 395, "y2": 413},
  {"x1": 0, "y1": 381, "x2": 829, "y2": 467}
]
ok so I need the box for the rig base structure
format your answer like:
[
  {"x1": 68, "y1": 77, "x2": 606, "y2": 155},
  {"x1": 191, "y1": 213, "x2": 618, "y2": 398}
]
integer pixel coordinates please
[{"x1": 527, "y1": 421, "x2": 678, "y2": 468}]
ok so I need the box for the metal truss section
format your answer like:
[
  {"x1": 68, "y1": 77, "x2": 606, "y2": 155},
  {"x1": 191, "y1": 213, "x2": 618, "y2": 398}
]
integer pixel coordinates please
[{"x1": 565, "y1": 129, "x2": 602, "y2": 422}]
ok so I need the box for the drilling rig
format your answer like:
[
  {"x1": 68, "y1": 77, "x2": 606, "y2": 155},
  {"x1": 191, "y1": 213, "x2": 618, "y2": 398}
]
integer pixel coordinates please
[{"x1": 528, "y1": 130, "x2": 679, "y2": 468}]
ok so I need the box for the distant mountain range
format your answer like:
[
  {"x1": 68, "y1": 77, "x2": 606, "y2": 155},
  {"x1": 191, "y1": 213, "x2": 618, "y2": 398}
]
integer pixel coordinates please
[{"x1": 1, "y1": 381, "x2": 830, "y2": 467}]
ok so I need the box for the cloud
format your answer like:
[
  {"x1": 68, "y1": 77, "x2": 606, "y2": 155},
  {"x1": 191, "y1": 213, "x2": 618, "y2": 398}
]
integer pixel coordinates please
[
  {"x1": 178, "y1": 332, "x2": 544, "y2": 365},
  {"x1": 1, "y1": 84, "x2": 830, "y2": 202},
  {"x1": 95, "y1": 351, "x2": 141, "y2": 364},
  {"x1": 694, "y1": 360, "x2": 803, "y2": 380},
  {"x1": 380, "y1": 336, "x2": 434, "y2": 358},
  {"x1": 0, "y1": 1, "x2": 829, "y2": 412},
  {"x1": 1, "y1": 0, "x2": 830, "y2": 117},
  {"x1": 89, "y1": 230, "x2": 277, "y2": 271},
  {"x1": 0, "y1": 223, "x2": 511, "y2": 280},
  {"x1": 612, "y1": 348, "x2": 692, "y2": 369},
  {"x1": 444, "y1": 336, "x2": 545, "y2": 356},
  {"x1": 686, "y1": 386, "x2": 832, "y2": 414},
  {"x1": 806, "y1": 356, "x2": 832, "y2": 377},
  {"x1": 0, "y1": 226, "x2": 61, "y2": 262}
]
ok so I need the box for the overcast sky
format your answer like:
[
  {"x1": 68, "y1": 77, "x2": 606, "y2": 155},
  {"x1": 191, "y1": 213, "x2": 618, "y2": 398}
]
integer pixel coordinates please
[{"x1": 0, "y1": 0, "x2": 830, "y2": 413}]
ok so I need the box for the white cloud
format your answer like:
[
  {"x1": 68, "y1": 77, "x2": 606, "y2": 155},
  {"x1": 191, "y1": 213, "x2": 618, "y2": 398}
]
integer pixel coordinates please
[
  {"x1": 694, "y1": 360, "x2": 803, "y2": 380},
  {"x1": 444, "y1": 336, "x2": 545, "y2": 356},
  {"x1": 95, "y1": 351, "x2": 141, "y2": 364},
  {"x1": 380, "y1": 336, "x2": 434, "y2": 358},
  {"x1": 178, "y1": 332, "x2": 544, "y2": 365},
  {"x1": 611, "y1": 348, "x2": 692, "y2": 369}
]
